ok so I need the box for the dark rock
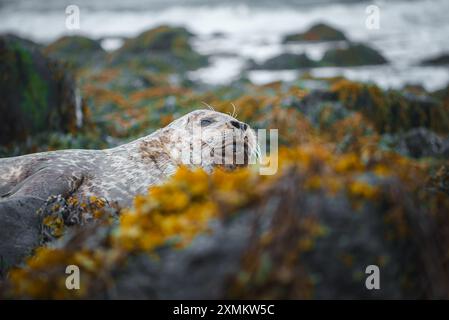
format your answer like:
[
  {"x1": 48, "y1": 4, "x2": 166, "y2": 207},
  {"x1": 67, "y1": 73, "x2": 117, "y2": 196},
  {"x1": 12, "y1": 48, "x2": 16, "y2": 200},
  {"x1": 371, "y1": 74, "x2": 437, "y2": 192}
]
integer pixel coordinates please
[
  {"x1": 112, "y1": 25, "x2": 208, "y2": 73},
  {"x1": 0, "y1": 197, "x2": 43, "y2": 272},
  {"x1": 0, "y1": 34, "x2": 80, "y2": 146},
  {"x1": 320, "y1": 43, "x2": 387, "y2": 67},
  {"x1": 110, "y1": 171, "x2": 449, "y2": 299},
  {"x1": 421, "y1": 53, "x2": 449, "y2": 66},
  {"x1": 111, "y1": 216, "x2": 252, "y2": 299},
  {"x1": 249, "y1": 53, "x2": 317, "y2": 70},
  {"x1": 330, "y1": 80, "x2": 449, "y2": 134},
  {"x1": 3, "y1": 168, "x2": 449, "y2": 299},
  {"x1": 44, "y1": 35, "x2": 105, "y2": 68},
  {"x1": 397, "y1": 127, "x2": 444, "y2": 158},
  {"x1": 283, "y1": 23, "x2": 347, "y2": 43}
]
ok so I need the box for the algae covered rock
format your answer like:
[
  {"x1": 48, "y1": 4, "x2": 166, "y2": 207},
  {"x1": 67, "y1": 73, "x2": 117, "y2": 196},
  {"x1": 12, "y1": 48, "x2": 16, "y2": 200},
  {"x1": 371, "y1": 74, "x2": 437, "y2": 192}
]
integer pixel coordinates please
[
  {"x1": 44, "y1": 35, "x2": 105, "y2": 68},
  {"x1": 249, "y1": 53, "x2": 317, "y2": 70},
  {"x1": 330, "y1": 80, "x2": 449, "y2": 134},
  {"x1": 5, "y1": 163, "x2": 449, "y2": 299},
  {"x1": 321, "y1": 43, "x2": 387, "y2": 67},
  {"x1": 283, "y1": 23, "x2": 347, "y2": 43},
  {"x1": 0, "y1": 34, "x2": 81, "y2": 146},
  {"x1": 112, "y1": 25, "x2": 208, "y2": 73}
]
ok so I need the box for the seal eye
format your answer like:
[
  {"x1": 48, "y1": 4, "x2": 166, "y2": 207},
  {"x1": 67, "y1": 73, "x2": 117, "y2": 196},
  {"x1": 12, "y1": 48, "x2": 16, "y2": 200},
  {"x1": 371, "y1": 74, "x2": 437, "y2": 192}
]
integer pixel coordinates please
[{"x1": 201, "y1": 118, "x2": 214, "y2": 127}]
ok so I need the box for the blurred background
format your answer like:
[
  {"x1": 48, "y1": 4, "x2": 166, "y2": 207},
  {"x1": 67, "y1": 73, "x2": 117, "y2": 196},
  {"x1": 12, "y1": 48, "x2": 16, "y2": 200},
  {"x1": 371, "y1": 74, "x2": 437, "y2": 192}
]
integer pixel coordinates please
[{"x1": 1, "y1": 0, "x2": 448, "y2": 89}]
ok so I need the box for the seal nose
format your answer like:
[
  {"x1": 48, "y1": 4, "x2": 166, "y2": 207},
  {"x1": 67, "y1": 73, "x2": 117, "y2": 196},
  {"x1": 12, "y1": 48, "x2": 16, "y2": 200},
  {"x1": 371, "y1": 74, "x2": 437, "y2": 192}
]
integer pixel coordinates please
[{"x1": 230, "y1": 120, "x2": 247, "y2": 131}]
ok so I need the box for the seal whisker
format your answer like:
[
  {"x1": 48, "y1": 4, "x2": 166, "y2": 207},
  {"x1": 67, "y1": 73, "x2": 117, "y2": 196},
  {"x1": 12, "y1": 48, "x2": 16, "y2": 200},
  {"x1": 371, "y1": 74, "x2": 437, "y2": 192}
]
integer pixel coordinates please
[
  {"x1": 231, "y1": 103, "x2": 238, "y2": 118},
  {"x1": 201, "y1": 101, "x2": 215, "y2": 111}
]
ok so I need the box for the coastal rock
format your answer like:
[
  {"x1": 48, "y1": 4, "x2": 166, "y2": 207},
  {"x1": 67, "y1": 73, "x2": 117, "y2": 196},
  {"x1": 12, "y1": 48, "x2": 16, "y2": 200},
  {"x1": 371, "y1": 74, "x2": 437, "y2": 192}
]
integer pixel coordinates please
[
  {"x1": 421, "y1": 53, "x2": 449, "y2": 66},
  {"x1": 112, "y1": 25, "x2": 208, "y2": 73},
  {"x1": 330, "y1": 80, "x2": 449, "y2": 134},
  {"x1": 283, "y1": 23, "x2": 347, "y2": 43},
  {"x1": 0, "y1": 197, "x2": 43, "y2": 273},
  {"x1": 248, "y1": 53, "x2": 317, "y2": 70},
  {"x1": 58, "y1": 170, "x2": 449, "y2": 299},
  {"x1": 0, "y1": 34, "x2": 80, "y2": 146},
  {"x1": 44, "y1": 35, "x2": 105, "y2": 68},
  {"x1": 320, "y1": 43, "x2": 387, "y2": 67}
]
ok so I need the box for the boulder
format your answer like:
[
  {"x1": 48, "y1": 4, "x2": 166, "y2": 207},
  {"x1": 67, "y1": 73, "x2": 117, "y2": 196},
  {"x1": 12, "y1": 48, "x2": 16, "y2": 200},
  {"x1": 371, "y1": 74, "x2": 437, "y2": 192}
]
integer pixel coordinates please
[
  {"x1": 44, "y1": 35, "x2": 105, "y2": 68},
  {"x1": 283, "y1": 23, "x2": 347, "y2": 43},
  {"x1": 112, "y1": 25, "x2": 208, "y2": 73},
  {"x1": 0, "y1": 197, "x2": 43, "y2": 273},
  {"x1": 248, "y1": 53, "x2": 317, "y2": 70},
  {"x1": 320, "y1": 43, "x2": 387, "y2": 67},
  {"x1": 5, "y1": 169, "x2": 449, "y2": 299}
]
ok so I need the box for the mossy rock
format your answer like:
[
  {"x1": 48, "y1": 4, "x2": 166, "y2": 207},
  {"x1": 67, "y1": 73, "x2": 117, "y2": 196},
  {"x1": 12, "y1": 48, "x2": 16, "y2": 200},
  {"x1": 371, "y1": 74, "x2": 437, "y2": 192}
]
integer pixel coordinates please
[
  {"x1": 248, "y1": 53, "x2": 317, "y2": 70},
  {"x1": 330, "y1": 79, "x2": 449, "y2": 134},
  {"x1": 120, "y1": 25, "x2": 193, "y2": 53},
  {"x1": 0, "y1": 34, "x2": 80, "y2": 146},
  {"x1": 283, "y1": 23, "x2": 347, "y2": 43},
  {"x1": 44, "y1": 35, "x2": 105, "y2": 68},
  {"x1": 421, "y1": 53, "x2": 449, "y2": 66},
  {"x1": 320, "y1": 43, "x2": 387, "y2": 67},
  {"x1": 112, "y1": 25, "x2": 208, "y2": 73}
]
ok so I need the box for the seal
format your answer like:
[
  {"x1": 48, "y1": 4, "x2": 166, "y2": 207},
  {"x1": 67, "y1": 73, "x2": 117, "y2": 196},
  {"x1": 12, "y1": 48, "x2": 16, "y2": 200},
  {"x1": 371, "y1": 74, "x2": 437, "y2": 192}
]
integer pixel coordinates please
[
  {"x1": 0, "y1": 109, "x2": 257, "y2": 269},
  {"x1": 0, "y1": 109, "x2": 258, "y2": 209}
]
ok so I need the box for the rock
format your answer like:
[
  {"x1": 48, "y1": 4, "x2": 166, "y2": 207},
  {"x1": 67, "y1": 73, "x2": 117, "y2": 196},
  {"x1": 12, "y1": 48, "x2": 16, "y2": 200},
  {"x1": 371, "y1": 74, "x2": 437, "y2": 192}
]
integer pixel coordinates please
[
  {"x1": 396, "y1": 127, "x2": 444, "y2": 158},
  {"x1": 90, "y1": 171, "x2": 449, "y2": 298},
  {"x1": 112, "y1": 25, "x2": 208, "y2": 73},
  {"x1": 421, "y1": 53, "x2": 449, "y2": 66},
  {"x1": 112, "y1": 215, "x2": 252, "y2": 299},
  {"x1": 320, "y1": 43, "x2": 387, "y2": 67},
  {"x1": 248, "y1": 53, "x2": 317, "y2": 70},
  {"x1": 0, "y1": 196, "x2": 43, "y2": 272},
  {"x1": 283, "y1": 23, "x2": 347, "y2": 43},
  {"x1": 0, "y1": 34, "x2": 80, "y2": 146},
  {"x1": 330, "y1": 79, "x2": 449, "y2": 134},
  {"x1": 44, "y1": 35, "x2": 105, "y2": 68}
]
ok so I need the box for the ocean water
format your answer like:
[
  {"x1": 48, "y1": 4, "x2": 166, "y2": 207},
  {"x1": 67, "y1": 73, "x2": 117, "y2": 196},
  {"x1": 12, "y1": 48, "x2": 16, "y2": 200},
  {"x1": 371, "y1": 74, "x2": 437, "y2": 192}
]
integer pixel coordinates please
[{"x1": 1, "y1": 0, "x2": 448, "y2": 90}]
